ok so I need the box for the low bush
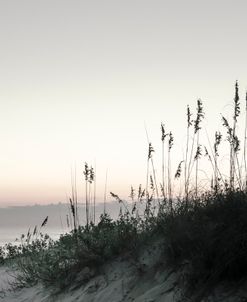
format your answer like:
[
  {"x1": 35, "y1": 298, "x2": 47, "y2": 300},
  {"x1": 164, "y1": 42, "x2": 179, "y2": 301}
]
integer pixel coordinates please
[
  {"x1": 10, "y1": 212, "x2": 150, "y2": 289},
  {"x1": 159, "y1": 191, "x2": 247, "y2": 293}
]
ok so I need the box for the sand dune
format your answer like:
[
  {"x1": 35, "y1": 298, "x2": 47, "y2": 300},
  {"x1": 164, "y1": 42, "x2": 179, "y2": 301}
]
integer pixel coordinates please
[{"x1": 1, "y1": 249, "x2": 247, "y2": 302}]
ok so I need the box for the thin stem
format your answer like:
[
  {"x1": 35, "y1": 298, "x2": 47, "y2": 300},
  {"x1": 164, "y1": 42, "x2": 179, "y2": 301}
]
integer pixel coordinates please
[
  {"x1": 93, "y1": 163, "x2": 96, "y2": 224},
  {"x1": 185, "y1": 125, "x2": 190, "y2": 199},
  {"x1": 195, "y1": 133, "x2": 199, "y2": 197},
  {"x1": 168, "y1": 148, "x2": 172, "y2": 209},
  {"x1": 103, "y1": 169, "x2": 108, "y2": 215},
  {"x1": 162, "y1": 139, "x2": 165, "y2": 198},
  {"x1": 186, "y1": 132, "x2": 196, "y2": 195},
  {"x1": 244, "y1": 91, "x2": 247, "y2": 190},
  {"x1": 146, "y1": 158, "x2": 150, "y2": 201},
  {"x1": 150, "y1": 156, "x2": 160, "y2": 204}
]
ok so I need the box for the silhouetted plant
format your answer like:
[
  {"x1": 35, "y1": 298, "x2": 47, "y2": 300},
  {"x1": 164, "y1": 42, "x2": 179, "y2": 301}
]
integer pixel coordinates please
[
  {"x1": 7, "y1": 81, "x2": 247, "y2": 300},
  {"x1": 213, "y1": 131, "x2": 222, "y2": 193},
  {"x1": 195, "y1": 99, "x2": 204, "y2": 197},
  {"x1": 175, "y1": 160, "x2": 183, "y2": 179},
  {"x1": 161, "y1": 122, "x2": 168, "y2": 199},
  {"x1": 168, "y1": 131, "x2": 174, "y2": 209},
  {"x1": 83, "y1": 162, "x2": 89, "y2": 228},
  {"x1": 185, "y1": 105, "x2": 193, "y2": 201},
  {"x1": 244, "y1": 91, "x2": 247, "y2": 190}
]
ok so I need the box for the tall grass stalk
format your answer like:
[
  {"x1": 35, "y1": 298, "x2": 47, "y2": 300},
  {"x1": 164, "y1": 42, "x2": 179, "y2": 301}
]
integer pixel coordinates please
[
  {"x1": 70, "y1": 167, "x2": 78, "y2": 231},
  {"x1": 186, "y1": 100, "x2": 204, "y2": 197},
  {"x1": 161, "y1": 123, "x2": 167, "y2": 199},
  {"x1": 146, "y1": 143, "x2": 150, "y2": 200},
  {"x1": 175, "y1": 161, "x2": 183, "y2": 180},
  {"x1": 245, "y1": 91, "x2": 247, "y2": 190},
  {"x1": 185, "y1": 105, "x2": 192, "y2": 202},
  {"x1": 89, "y1": 165, "x2": 95, "y2": 223},
  {"x1": 222, "y1": 83, "x2": 241, "y2": 190},
  {"x1": 144, "y1": 124, "x2": 159, "y2": 203},
  {"x1": 69, "y1": 198, "x2": 77, "y2": 232},
  {"x1": 66, "y1": 195, "x2": 73, "y2": 231},
  {"x1": 83, "y1": 162, "x2": 89, "y2": 228},
  {"x1": 204, "y1": 146, "x2": 216, "y2": 186},
  {"x1": 145, "y1": 124, "x2": 150, "y2": 200},
  {"x1": 231, "y1": 82, "x2": 240, "y2": 189},
  {"x1": 168, "y1": 132, "x2": 174, "y2": 209},
  {"x1": 204, "y1": 128, "x2": 225, "y2": 188},
  {"x1": 222, "y1": 115, "x2": 233, "y2": 188},
  {"x1": 213, "y1": 132, "x2": 222, "y2": 193},
  {"x1": 146, "y1": 142, "x2": 155, "y2": 201},
  {"x1": 234, "y1": 82, "x2": 242, "y2": 189},
  {"x1": 186, "y1": 132, "x2": 195, "y2": 196},
  {"x1": 195, "y1": 136, "x2": 201, "y2": 197},
  {"x1": 93, "y1": 162, "x2": 96, "y2": 224},
  {"x1": 194, "y1": 99, "x2": 204, "y2": 197},
  {"x1": 150, "y1": 149, "x2": 160, "y2": 204}
]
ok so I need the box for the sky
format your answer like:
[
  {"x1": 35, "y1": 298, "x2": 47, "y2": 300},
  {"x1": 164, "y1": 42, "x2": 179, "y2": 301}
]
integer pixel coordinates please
[{"x1": 1, "y1": 0, "x2": 247, "y2": 205}]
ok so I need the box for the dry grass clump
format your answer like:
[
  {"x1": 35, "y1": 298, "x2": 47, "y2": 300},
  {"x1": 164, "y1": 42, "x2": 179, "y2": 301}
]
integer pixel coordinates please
[
  {"x1": 157, "y1": 191, "x2": 247, "y2": 297},
  {"x1": 10, "y1": 211, "x2": 152, "y2": 289}
]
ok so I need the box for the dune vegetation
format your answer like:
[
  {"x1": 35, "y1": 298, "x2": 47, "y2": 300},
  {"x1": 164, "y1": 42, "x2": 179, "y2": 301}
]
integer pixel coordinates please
[{"x1": 2, "y1": 82, "x2": 247, "y2": 301}]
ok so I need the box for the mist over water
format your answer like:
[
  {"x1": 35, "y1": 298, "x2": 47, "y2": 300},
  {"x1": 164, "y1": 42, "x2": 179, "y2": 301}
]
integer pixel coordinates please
[{"x1": 0, "y1": 202, "x2": 122, "y2": 245}]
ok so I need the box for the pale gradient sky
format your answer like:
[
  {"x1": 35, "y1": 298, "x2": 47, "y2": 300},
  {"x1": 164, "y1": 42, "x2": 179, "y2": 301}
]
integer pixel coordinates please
[{"x1": 1, "y1": 0, "x2": 247, "y2": 205}]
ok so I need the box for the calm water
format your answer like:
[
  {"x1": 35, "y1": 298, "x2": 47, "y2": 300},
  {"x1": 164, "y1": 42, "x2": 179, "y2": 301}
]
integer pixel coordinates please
[{"x1": 0, "y1": 202, "x2": 122, "y2": 246}]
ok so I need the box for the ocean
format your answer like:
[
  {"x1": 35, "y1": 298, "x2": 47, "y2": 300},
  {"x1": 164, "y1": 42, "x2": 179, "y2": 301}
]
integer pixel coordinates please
[{"x1": 0, "y1": 202, "x2": 122, "y2": 246}]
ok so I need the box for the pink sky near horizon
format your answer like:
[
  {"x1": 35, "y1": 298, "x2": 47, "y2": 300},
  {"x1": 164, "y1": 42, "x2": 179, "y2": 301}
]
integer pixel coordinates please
[{"x1": 1, "y1": 0, "x2": 247, "y2": 205}]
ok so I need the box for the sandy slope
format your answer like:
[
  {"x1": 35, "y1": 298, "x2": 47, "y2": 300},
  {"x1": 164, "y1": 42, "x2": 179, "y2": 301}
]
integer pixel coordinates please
[
  {"x1": 0, "y1": 264, "x2": 176, "y2": 301},
  {"x1": 0, "y1": 262, "x2": 178, "y2": 302},
  {"x1": 1, "y1": 248, "x2": 247, "y2": 302},
  {"x1": 0, "y1": 243, "x2": 181, "y2": 302}
]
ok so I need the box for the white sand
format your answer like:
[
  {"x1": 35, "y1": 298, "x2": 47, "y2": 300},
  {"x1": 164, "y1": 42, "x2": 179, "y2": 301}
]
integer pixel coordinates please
[
  {"x1": 1, "y1": 246, "x2": 247, "y2": 302},
  {"x1": 0, "y1": 243, "x2": 180, "y2": 302},
  {"x1": 0, "y1": 262, "x2": 178, "y2": 302}
]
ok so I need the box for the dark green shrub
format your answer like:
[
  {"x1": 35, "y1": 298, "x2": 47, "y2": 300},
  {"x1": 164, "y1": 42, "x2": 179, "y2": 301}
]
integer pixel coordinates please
[{"x1": 160, "y1": 191, "x2": 247, "y2": 292}]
